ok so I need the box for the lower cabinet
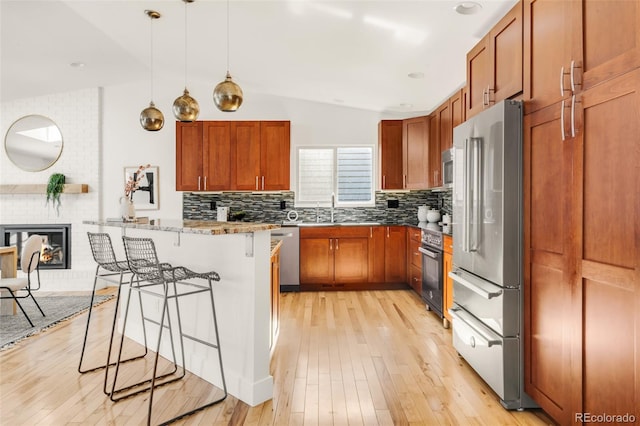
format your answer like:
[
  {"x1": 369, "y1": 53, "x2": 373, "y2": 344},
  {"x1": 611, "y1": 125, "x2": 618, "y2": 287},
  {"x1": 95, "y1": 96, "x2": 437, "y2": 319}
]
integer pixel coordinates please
[
  {"x1": 270, "y1": 244, "x2": 281, "y2": 351},
  {"x1": 442, "y1": 234, "x2": 453, "y2": 328},
  {"x1": 300, "y1": 225, "x2": 408, "y2": 290}
]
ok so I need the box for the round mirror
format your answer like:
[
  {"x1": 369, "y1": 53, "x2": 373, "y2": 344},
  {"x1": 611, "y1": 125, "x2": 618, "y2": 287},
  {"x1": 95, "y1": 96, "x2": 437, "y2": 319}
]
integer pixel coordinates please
[{"x1": 4, "y1": 115, "x2": 63, "y2": 172}]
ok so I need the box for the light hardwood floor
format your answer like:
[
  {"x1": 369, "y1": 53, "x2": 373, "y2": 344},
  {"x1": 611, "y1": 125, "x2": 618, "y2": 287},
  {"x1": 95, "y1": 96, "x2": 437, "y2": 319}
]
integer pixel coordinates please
[{"x1": 0, "y1": 289, "x2": 555, "y2": 425}]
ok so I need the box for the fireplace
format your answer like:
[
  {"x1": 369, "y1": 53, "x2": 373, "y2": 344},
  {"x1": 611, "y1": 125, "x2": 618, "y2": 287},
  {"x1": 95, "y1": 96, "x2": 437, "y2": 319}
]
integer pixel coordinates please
[{"x1": 0, "y1": 224, "x2": 71, "y2": 269}]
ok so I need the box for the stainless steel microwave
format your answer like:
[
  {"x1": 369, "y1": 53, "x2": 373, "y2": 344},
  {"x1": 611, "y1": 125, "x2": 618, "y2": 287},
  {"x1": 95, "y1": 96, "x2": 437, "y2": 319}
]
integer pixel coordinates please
[{"x1": 442, "y1": 148, "x2": 453, "y2": 188}]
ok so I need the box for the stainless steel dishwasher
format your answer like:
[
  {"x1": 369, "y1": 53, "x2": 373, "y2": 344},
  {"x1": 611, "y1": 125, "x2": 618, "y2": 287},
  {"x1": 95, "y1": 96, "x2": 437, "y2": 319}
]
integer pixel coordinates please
[{"x1": 272, "y1": 224, "x2": 299, "y2": 291}]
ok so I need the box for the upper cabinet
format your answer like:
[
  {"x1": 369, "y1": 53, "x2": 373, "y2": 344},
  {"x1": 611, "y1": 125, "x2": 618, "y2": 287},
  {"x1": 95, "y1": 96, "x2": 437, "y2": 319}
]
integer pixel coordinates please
[
  {"x1": 403, "y1": 116, "x2": 430, "y2": 189},
  {"x1": 378, "y1": 117, "x2": 429, "y2": 190},
  {"x1": 379, "y1": 120, "x2": 404, "y2": 190},
  {"x1": 467, "y1": 1, "x2": 523, "y2": 118},
  {"x1": 523, "y1": 0, "x2": 640, "y2": 114},
  {"x1": 176, "y1": 120, "x2": 290, "y2": 192}
]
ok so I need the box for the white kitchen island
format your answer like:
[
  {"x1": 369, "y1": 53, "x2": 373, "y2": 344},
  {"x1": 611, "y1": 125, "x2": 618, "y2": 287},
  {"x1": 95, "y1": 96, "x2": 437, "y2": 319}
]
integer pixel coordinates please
[{"x1": 83, "y1": 219, "x2": 279, "y2": 406}]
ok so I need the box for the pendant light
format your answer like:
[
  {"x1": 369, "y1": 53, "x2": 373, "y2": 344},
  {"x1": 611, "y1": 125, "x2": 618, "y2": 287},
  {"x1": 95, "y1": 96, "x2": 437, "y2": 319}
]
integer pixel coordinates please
[
  {"x1": 140, "y1": 9, "x2": 164, "y2": 131},
  {"x1": 213, "y1": 0, "x2": 243, "y2": 112},
  {"x1": 173, "y1": 0, "x2": 200, "y2": 121}
]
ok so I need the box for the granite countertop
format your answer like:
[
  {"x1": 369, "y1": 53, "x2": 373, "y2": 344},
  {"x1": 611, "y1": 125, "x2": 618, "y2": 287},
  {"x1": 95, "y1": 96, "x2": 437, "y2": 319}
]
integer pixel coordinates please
[{"x1": 83, "y1": 219, "x2": 280, "y2": 235}]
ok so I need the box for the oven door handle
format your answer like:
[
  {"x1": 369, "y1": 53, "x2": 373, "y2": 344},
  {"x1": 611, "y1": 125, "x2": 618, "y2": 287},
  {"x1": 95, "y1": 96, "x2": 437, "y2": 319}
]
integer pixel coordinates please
[
  {"x1": 418, "y1": 247, "x2": 439, "y2": 259},
  {"x1": 449, "y1": 270, "x2": 502, "y2": 299},
  {"x1": 449, "y1": 307, "x2": 502, "y2": 347}
]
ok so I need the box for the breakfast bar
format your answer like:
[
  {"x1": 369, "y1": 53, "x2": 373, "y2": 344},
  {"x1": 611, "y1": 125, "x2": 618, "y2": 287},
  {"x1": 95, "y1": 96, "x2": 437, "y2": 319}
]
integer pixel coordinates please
[{"x1": 82, "y1": 219, "x2": 280, "y2": 406}]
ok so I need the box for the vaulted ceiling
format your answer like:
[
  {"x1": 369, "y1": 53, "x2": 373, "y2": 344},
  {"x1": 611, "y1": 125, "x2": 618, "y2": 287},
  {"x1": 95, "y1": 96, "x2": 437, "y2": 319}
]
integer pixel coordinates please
[{"x1": 1, "y1": 0, "x2": 517, "y2": 113}]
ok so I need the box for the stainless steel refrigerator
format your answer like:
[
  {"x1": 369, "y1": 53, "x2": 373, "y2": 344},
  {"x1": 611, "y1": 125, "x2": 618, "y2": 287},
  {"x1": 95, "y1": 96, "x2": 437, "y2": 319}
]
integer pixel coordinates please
[{"x1": 449, "y1": 99, "x2": 537, "y2": 409}]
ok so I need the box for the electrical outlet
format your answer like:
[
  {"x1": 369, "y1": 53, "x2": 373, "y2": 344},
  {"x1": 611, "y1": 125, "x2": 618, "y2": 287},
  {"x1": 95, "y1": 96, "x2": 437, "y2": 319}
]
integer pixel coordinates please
[
  {"x1": 210, "y1": 201, "x2": 216, "y2": 210},
  {"x1": 280, "y1": 200, "x2": 286, "y2": 210},
  {"x1": 388, "y1": 199, "x2": 399, "y2": 208}
]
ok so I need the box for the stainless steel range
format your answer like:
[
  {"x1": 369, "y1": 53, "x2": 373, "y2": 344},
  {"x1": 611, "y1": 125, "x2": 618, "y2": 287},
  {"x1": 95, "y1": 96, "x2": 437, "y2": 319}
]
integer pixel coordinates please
[{"x1": 419, "y1": 226, "x2": 443, "y2": 318}]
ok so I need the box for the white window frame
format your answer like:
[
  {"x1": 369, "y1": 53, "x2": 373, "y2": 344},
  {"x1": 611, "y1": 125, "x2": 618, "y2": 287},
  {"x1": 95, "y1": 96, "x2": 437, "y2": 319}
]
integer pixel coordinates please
[{"x1": 295, "y1": 145, "x2": 376, "y2": 208}]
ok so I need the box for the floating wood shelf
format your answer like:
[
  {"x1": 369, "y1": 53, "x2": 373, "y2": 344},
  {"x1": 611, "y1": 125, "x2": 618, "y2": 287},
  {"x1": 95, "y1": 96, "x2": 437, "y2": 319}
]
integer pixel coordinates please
[{"x1": 0, "y1": 184, "x2": 89, "y2": 194}]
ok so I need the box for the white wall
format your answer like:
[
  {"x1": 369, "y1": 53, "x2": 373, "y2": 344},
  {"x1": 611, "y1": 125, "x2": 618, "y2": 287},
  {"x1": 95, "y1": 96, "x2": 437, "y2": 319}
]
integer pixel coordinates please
[
  {"x1": 1, "y1": 80, "x2": 404, "y2": 290},
  {"x1": 0, "y1": 88, "x2": 101, "y2": 290}
]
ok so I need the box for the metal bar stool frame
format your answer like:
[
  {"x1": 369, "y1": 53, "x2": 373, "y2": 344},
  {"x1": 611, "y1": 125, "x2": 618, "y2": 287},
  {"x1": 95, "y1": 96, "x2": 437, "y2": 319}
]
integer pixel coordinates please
[
  {"x1": 80, "y1": 232, "x2": 149, "y2": 395},
  {"x1": 111, "y1": 235, "x2": 227, "y2": 425}
]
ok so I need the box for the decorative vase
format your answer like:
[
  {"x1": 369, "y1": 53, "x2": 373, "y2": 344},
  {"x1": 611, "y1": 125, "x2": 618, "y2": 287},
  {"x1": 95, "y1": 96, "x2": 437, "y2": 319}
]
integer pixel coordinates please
[
  {"x1": 426, "y1": 208, "x2": 441, "y2": 223},
  {"x1": 120, "y1": 197, "x2": 136, "y2": 221},
  {"x1": 417, "y1": 205, "x2": 429, "y2": 222}
]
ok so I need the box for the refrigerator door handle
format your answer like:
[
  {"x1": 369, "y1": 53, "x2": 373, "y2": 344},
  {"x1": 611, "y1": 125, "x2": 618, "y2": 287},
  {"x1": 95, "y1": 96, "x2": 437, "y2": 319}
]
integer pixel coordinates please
[
  {"x1": 449, "y1": 270, "x2": 503, "y2": 299},
  {"x1": 470, "y1": 136, "x2": 483, "y2": 252},
  {"x1": 463, "y1": 138, "x2": 471, "y2": 252}
]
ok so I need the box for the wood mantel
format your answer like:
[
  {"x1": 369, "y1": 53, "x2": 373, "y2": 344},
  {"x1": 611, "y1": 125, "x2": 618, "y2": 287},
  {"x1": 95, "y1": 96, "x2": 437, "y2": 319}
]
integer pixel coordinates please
[{"x1": 0, "y1": 184, "x2": 89, "y2": 194}]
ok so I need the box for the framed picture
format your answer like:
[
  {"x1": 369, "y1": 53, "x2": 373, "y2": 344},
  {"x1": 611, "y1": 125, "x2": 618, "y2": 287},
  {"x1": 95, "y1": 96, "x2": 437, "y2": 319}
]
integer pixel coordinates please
[{"x1": 124, "y1": 166, "x2": 159, "y2": 210}]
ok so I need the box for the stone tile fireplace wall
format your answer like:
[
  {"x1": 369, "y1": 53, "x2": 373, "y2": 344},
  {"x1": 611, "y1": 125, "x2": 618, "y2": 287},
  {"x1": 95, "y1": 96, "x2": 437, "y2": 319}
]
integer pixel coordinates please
[{"x1": 0, "y1": 88, "x2": 101, "y2": 291}]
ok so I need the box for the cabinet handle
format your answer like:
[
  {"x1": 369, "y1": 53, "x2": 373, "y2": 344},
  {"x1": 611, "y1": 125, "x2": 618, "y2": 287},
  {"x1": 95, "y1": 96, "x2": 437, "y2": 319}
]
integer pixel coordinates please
[
  {"x1": 403, "y1": 175, "x2": 407, "y2": 187},
  {"x1": 560, "y1": 66, "x2": 571, "y2": 96},
  {"x1": 204, "y1": 176, "x2": 207, "y2": 191},
  {"x1": 482, "y1": 88, "x2": 487, "y2": 107},
  {"x1": 486, "y1": 85, "x2": 494, "y2": 105},
  {"x1": 336, "y1": 239, "x2": 339, "y2": 250},
  {"x1": 386, "y1": 227, "x2": 390, "y2": 238},
  {"x1": 255, "y1": 176, "x2": 259, "y2": 190},
  {"x1": 560, "y1": 99, "x2": 566, "y2": 141},
  {"x1": 382, "y1": 175, "x2": 386, "y2": 188},
  {"x1": 370, "y1": 227, "x2": 373, "y2": 238},
  {"x1": 330, "y1": 239, "x2": 333, "y2": 250},
  {"x1": 570, "y1": 60, "x2": 582, "y2": 93},
  {"x1": 198, "y1": 176, "x2": 201, "y2": 191},
  {"x1": 571, "y1": 94, "x2": 576, "y2": 138},
  {"x1": 261, "y1": 176, "x2": 265, "y2": 190}
]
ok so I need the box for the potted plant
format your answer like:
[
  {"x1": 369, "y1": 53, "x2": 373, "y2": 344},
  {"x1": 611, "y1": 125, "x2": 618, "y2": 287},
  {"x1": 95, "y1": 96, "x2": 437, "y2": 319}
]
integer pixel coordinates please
[{"x1": 46, "y1": 173, "x2": 65, "y2": 215}]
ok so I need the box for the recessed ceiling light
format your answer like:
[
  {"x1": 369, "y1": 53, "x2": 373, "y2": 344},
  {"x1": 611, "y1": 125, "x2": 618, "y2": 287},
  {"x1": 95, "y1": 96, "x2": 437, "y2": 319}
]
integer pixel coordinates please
[
  {"x1": 408, "y1": 72, "x2": 424, "y2": 79},
  {"x1": 70, "y1": 62, "x2": 85, "y2": 68},
  {"x1": 454, "y1": 2, "x2": 482, "y2": 15}
]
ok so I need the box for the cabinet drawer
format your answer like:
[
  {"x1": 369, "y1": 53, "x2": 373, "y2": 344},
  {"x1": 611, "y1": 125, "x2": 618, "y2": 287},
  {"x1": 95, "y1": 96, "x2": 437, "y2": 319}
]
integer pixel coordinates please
[
  {"x1": 408, "y1": 227, "x2": 421, "y2": 242},
  {"x1": 409, "y1": 239, "x2": 421, "y2": 269},
  {"x1": 300, "y1": 226, "x2": 371, "y2": 239},
  {"x1": 409, "y1": 265, "x2": 421, "y2": 294}
]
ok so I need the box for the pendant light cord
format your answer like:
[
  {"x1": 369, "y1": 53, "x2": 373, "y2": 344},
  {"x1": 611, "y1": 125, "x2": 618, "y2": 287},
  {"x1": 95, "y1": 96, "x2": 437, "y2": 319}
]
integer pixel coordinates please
[
  {"x1": 226, "y1": 0, "x2": 230, "y2": 74},
  {"x1": 149, "y1": 13, "x2": 155, "y2": 103},
  {"x1": 184, "y1": 0, "x2": 188, "y2": 89}
]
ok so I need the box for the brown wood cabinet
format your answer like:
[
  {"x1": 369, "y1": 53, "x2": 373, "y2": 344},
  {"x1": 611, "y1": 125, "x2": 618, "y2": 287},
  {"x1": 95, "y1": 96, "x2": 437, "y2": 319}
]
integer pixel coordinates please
[
  {"x1": 176, "y1": 120, "x2": 290, "y2": 191},
  {"x1": 407, "y1": 227, "x2": 422, "y2": 295},
  {"x1": 428, "y1": 114, "x2": 440, "y2": 189},
  {"x1": 442, "y1": 234, "x2": 453, "y2": 329},
  {"x1": 402, "y1": 116, "x2": 429, "y2": 189},
  {"x1": 379, "y1": 120, "x2": 404, "y2": 190},
  {"x1": 270, "y1": 243, "x2": 281, "y2": 351},
  {"x1": 523, "y1": 1, "x2": 640, "y2": 420},
  {"x1": 449, "y1": 89, "x2": 465, "y2": 142},
  {"x1": 383, "y1": 226, "x2": 406, "y2": 283},
  {"x1": 467, "y1": 1, "x2": 523, "y2": 118},
  {"x1": 300, "y1": 226, "x2": 370, "y2": 290}
]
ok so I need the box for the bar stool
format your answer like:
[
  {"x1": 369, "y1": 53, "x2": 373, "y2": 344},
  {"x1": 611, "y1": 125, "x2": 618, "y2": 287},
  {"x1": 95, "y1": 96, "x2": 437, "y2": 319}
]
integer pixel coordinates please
[
  {"x1": 110, "y1": 235, "x2": 227, "y2": 425},
  {"x1": 79, "y1": 232, "x2": 149, "y2": 395}
]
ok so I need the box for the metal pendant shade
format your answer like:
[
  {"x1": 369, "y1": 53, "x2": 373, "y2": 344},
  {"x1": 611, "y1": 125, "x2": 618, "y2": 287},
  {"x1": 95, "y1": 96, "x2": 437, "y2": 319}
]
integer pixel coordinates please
[
  {"x1": 173, "y1": 0, "x2": 200, "y2": 121},
  {"x1": 213, "y1": 72, "x2": 243, "y2": 112},
  {"x1": 140, "y1": 101, "x2": 164, "y2": 131},
  {"x1": 213, "y1": 0, "x2": 243, "y2": 112},
  {"x1": 140, "y1": 9, "x2": 164, "y2": 131}
]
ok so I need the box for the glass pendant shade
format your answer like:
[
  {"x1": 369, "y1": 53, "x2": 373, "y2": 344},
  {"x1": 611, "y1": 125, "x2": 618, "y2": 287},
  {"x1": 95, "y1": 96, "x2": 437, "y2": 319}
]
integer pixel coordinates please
[
  {"x1": 140, "y1": 101, "x2": 164, "y2": 131},
  {"x1": 173, "y1": 88, "x2": 200, "y2": 121},
  {"x1": 213, "y1": 72, "x2": 243, "y2": 112}
]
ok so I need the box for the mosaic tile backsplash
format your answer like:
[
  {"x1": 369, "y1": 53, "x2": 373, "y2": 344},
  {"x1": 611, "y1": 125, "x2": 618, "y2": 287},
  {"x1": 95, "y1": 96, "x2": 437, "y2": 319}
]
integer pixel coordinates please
[{"x1": 183, "y1": 190, "x2": 452, "y2": 225}]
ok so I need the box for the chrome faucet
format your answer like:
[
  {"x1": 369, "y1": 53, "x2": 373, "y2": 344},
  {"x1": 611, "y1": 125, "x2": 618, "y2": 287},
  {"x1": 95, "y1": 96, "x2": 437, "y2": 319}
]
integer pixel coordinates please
[{"x1": 331, "y1": 192, "x2": 335, "y2": 223}]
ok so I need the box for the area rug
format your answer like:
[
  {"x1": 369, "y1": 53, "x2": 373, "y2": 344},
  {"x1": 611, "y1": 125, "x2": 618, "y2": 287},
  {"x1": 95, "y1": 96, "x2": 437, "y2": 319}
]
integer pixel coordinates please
[{"x1": 0, "y1": 294, "x2": 113, "y2": 350}]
